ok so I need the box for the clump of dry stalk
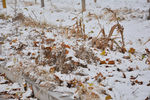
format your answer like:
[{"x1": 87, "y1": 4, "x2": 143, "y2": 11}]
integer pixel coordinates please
[
  {"x1": 64, "y1": 16, "x2": 87, "y2": 40},
  {"x1": 12, "y1": 13, "x2": 25, "y2": 22},
  {"x1": 23, "y1": 17, "x2": 50, "y2": 28},
  {"x1": 92, "y1": 8, "x2": 125, "y2": 53}
]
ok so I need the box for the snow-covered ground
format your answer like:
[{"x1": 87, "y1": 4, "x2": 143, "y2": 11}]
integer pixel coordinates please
[
  {"x1": 0, "y1": 0, "x2": 150, "y2": 100},
  {"x1": 0, "y1": 73, "x2": 37, "y2": 100}
]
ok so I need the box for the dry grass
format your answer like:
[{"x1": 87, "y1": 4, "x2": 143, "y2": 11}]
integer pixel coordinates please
[
  {"x1": 23, "y1": 17, "x2": 50, "y2": 28},
  {"x1": 92, "y1": 24, "x2": 124, "y2": 50},
  {"x1": 14, "y1": 13, "x2": 51, "y2": 28},
  {"x1": 92, "y1": 9, "x2": 125, "y2": 52},
  {"x1": 0, "y1": 12, "x2": 50, "y2": 29},
  {"x1": 63, "y1": 16, "x2": 87, "y2": 40},
  {"x1": 0, "y1": 14, "x2": 11, "y2": 20},
  {"x1": 10, "y1": 12, "x2": 55, "y2": 29},
  {"x1": 12, "y1": 13, "x2": 25, "y2": 22}
]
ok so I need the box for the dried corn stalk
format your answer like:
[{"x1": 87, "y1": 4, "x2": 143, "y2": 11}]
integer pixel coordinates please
[{"x1": 92, "y1": 23, "x2": 125, "y2": 51}]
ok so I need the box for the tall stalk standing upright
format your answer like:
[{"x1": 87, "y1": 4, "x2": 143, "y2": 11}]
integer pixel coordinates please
[
  {"x1": 41, "y1": 0, "x2": 45, "y2": 7},
  {"x1": 2, "y1": 0, "x2": 7, "y2": 8},
  {"x1": 81, "y1": 0, "x2": 86, "y2": 12}
]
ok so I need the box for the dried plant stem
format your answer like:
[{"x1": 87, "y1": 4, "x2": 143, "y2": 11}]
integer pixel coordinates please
[
  {"x1": 14, "y1": 0, "x2": 17, "y2": 16},
  {"x1": 41, "y1": 0, "x2": 45, "y2": 7},
  {"x1": 81, "y1": 0, "x2": 86, "y2": 12},
  {"x1": 144, "y1": 39, "x2": 150, "y2": 45}
]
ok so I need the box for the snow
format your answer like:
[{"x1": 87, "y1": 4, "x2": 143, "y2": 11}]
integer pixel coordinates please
[
  {"x1": 0, "y1": 0, "x2": 150, "y2": 100},
  {"x1": 0, "y1": 73, "x2": 37, "y2": 99}
]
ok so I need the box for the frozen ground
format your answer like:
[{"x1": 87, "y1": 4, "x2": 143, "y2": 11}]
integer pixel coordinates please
[{"x1": 0, "y1": 0, "x2": 150, "y2": 100}]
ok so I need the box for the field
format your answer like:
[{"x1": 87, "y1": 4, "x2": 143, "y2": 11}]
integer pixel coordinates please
[{"x1": 0, "y1": 0, "x2": 150, "y2": 100}]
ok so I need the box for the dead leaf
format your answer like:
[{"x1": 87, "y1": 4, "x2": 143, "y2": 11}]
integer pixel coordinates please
[
  {"x1": 74, "y1": 62, "x2": 79, "y2": 66},
  {"x1": 75, "y1": 72, "x2": 87, "y2": 76},
  {"x1": 12, "y1": 39, "x2": 17, "y2": 43},
  {"x1": 65, "y1": 50, "x2": 69, "y2": 54},
  {"x1": 145, "y1": 97, "x2": 150, "y2": 100},
  {"x1": 128, "y1": 48, "x2": 135, "y2": 54},
  {"x1": 117, "y1": 68, "x2": 122, "y2": 72},
  {"x1": 95, "y1": 72, "x2": 104, "y2": 81},
  {"x1": 0, "y1": 41, "x2": 4, "y2": 44},
  {"x1": 130, "y1": 75, "x2": 138, "y2": 80},
  {"x1": 116, "y1": 59, "x2": 122, "y2": 64},
  {"x1": 49, "y1": 67, "x2": 55, "y2": 73},
  {"x1": 61, "y1": 43, "x2": 71, "y2": 49},
  {"x1": 0, "y1": 91, "x2": 8, "y2": 95},
  {"x1": 54, "y1": 74, "x2": 63, "y2": 85},
  {"x1": 46, "y1": 38, "x2": 55, "y2": 44},
  {"x1": 135, "y1": 80, "x2": 143, "y2": 85},
  {"x1": 12, "y1": 88, "x2": 20, "y2": 91},
  {"x1": 33, "y1": 41, "x2": 39, "y2": 47},
  {"x1": 99, "y1": 83, "x2": 105, "y2": 87},
  {"x1": 72, "y1": 17, "x2": 77, "y2": 20},
  {"x1": 67, "y1": 79, "x2": 78, "y2": 88},
  {"x1": 0, "y1": 58, "x2": 5, "y2": 61},
  {"x1": 147, "y1": 83, "x2": 150, "y2": 86},
  {"x1": 100, "y1": 60, "x2": 107, "y2": 64},
  {"x1": 29, "y1": 86, "x2": 34, "y2": 97},
  {"x1": 101, "y1": 89, "x2": 107, "y2": 95},
  {"x1": 0, "y1": 80, "x2": 10, "y2": 84},
  {"x1": 108, "y1": 75, "x2": 113, "y2": 77},
  {"x1": 146, "y1": 56, "x2": 150, "y2": 64},
  {"x1": 105, "y1": 95, "x2": 112, "y2": 100},
  {"x1": 88, "y1": 87, "x2": 94, "y2": 90},
  {"x1": 136, "y1": 66, "x2": 139, "y2": 70},
  {"x1": 122, "y1": 73, "x2": 126, "y2": 78},
  {"x1": 45, "y1": 47, "x2": 52, "y2": 51},
  {"x1": 145, "y1": 48, "x2": 150, "y2": 54},
  {"x1": 106, "y1": 58, "x2": 110, "y2": 61},
  {"x1": 121, "y1": 47, "x2": 127, "y2": 53},
  {"x1": 127, "y1": 67, "x2": 134, "y2": 72},
  {"x1": 23, "y1": 83, "x2": 27, "y2": 91},
  {"x1": 100, "y1": 50, "x2": 106, "y2": 56},
  {"x1": 115, "y1": 80, "x2": 121, "y2": 82},
  {"x1": 123, "y1": 56, "x2": 130, "y2": 59},
  {"x1": 0, "y1": 73, "x2": 6, "y2": 77},
  {"x1": 78, "y1": 81, "x2": 83, "y2": 87},
  {"x1": 108, "y1": 88, "x2": 112, "y2": 91},
  {"x1": 90, "y1": 92, "x2": 100, "y2": 98},
  {"x1": 131, "y1": 81, "x2": 135, "y2": 86},
  {"x1": 108, "y1": 60, "x2": 115, "y2": 65},
  {"x1": 32, "y1": 53, "x2": 36, "y2": 56}
]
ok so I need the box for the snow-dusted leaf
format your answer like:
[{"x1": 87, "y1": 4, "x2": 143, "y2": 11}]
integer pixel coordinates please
[
  {"x1": 108, "y1": 60, "x2": 115, "y2": 65},
  {"x1": 100, "y1": 50, "x2": 106, "y2": 56},
  {"x1": 105, "y1": 95, "x2": 112, "y2": 100},
  {"x1": 12, "y1": 39, "x2": 17, "y2": 43},
  {"x1": 128, "y1": 48, "x2": 135, "y2": 54},
  {"x1": 100, "y1": 60, "x2": 107, "y2": 64}
]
